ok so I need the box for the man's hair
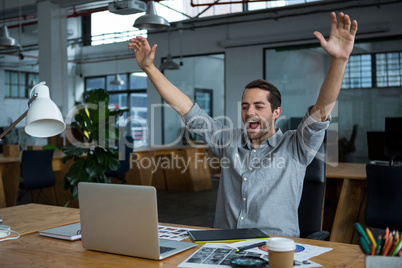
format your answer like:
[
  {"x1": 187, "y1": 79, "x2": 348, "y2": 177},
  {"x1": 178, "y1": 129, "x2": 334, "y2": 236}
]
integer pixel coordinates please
[{"x1": 243, "y1": 79, "x2": 281, "y2": 112}]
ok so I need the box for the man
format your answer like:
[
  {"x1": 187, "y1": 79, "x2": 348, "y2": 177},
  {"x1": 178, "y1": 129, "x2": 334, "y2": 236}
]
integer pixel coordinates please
[{"x1": 128, "y1": 12, "x2": 358, "y2": 237}]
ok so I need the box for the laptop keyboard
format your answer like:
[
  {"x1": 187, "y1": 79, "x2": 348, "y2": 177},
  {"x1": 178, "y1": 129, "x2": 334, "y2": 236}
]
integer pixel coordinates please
[{"x1": 160, "y1": 246, "x2": 175, "y2": 254}]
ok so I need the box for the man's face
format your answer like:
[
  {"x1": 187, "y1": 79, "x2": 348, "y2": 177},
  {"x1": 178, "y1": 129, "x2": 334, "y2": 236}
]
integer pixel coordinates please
[{"x1": 241, "y1": 88, "x2": 280, "y2": 144}]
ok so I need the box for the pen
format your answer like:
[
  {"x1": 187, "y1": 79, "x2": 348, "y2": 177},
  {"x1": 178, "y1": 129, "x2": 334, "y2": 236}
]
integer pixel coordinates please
[
  {"x1": 375, "y1": 235, "x2": 382, "y2": 255},
  {"x1": 382, "y1": 233, "x2": 393, "y2": 256},
  {"x1": 354, "y1": 223, "x2": 370, "y2": 246},
  {"x1": 391, "y1": 240, "x2": 402, "y2": 256},
  {"x1": 359, "y1": 237, "x2": 371, "y2": 255},
  {"x1": 366, "y1": 228, "x2": 377, "y2": 249},
  {"x1": 236, "y1": 241, "x2": 267, "y2": 252}
]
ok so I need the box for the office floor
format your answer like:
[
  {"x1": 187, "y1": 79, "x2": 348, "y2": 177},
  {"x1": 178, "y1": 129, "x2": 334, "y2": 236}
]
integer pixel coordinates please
[
  {"x1": 156, "y1": 178, "x2": 219, "y2": 228},
  {"x1": 17, "y1": 177, "x2": 219, "y2": 228}
]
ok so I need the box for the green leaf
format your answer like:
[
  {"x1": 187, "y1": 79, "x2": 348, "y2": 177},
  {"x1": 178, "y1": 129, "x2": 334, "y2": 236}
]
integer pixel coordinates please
[
  {"x1": 62, "y1": 145, "x2": 88, "y2": 159},
  {"x1": 63, "y1": 88, "x2": 128, "y2": 200},
  {"x1": 94, "y1": 147, "x2": 120, "y2": 171}
]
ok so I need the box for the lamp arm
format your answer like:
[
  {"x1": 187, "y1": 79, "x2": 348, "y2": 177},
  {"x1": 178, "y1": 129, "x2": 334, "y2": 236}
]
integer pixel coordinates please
[{"x1": 0, "y1": 93, "x2": 38, "y2": 140}]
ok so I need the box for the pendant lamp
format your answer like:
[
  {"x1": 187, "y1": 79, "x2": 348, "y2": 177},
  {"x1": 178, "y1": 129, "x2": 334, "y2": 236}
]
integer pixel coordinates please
[
  {"x1": 160, "y1": 31, "x2": 179, "y2": 71},
  {"x1": 133, "y1": 0, "x2": 170, "y2": 30},
  {"x1": 0, "y1": 0, "x2": 20, "y2": 50}
]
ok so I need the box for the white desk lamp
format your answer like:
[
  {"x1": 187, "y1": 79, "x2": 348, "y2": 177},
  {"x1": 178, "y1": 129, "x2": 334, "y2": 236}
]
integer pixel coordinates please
[
  {"x1": 0, "y1": 81, "x2": 65, "y2": 223},
  {"x1": 0, "y1": 81, "x2": 65, "y2": 140}
]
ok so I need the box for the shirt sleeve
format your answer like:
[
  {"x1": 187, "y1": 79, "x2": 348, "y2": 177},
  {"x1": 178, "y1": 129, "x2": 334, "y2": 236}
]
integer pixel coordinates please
[
  {"x1": 182, "y1": 103, "x2": 232, "y2": 158},
  {"x1": 291, "y1": 105, "x2": 330, "y2": 165}
]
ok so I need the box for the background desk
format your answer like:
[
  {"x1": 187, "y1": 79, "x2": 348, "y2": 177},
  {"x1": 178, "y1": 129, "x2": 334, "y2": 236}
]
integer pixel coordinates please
[
  {"x1": 0, "y1": 151, "x2": 74, "y2": 208},
  {"x1": 127, "y1": 145, "x2": 212, "y2": 192},
  {"x1": 325, "y1": 163, "x2": 367, "y2": 244},
  {"x1": 0, "y1": 204, "x2": 364, "y2": 267}
]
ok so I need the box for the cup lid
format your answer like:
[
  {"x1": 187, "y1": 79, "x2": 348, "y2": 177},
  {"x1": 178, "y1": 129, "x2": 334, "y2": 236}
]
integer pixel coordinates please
[{"x1": 266, "y1": 237, "x2": 296, "y2": 252}]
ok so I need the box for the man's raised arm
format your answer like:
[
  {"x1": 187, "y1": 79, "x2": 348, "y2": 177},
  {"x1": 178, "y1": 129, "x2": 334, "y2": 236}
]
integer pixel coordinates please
[
  {"x1": 310, "y1": 12, "x2": 358, "y2": 122},
  {"x1": 128, "y1": 36, "x2": 194, "y2": 117}
]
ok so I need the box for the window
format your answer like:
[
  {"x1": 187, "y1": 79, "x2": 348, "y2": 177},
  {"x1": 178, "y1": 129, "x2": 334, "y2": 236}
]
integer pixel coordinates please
[
  {"x1": 4, "y1": 70, "x2": 39, "y2": 99},
  {"x1": 341, "y1": 52, "x2": 402, "y2": 89},
  {"x1": 90, "y1": 1, "x2": 325, "y2": 45},
  {"x1": 91, "y1": 11, "x2": 147, "y2": 46},
  {"x1": 342, "y1": 54, "x2": 372, "y2": 89},
  {"x1": 85, "y1": 72, "x2": 148, "y2": 146},
  {"x1": 248, "y1": 0, "x2": 322, "y2": 11},
  {"x1": 376, "y1": 52, "x2": 402, "y2": 87}
]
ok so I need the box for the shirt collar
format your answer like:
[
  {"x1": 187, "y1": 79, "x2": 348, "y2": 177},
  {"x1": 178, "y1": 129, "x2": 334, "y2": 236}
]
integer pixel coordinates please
[{"x1": 243, "y1": 128, "x2": 284, "y2": 149}]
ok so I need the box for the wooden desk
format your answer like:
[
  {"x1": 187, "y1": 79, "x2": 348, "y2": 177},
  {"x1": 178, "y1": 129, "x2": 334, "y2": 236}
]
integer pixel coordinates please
[
  {"x1": 128, "y1": 145, "x2": 212, "y2": 192},
  {"x1": 0, "y1": 203, "x2": 80, "y2": 235},
  {"x1": 0, "y1": 204, "x2": 364, "y2": 267},
  {"x1": 325, "y1": 162, "x2": 367, "y2": 244},
  {"x1": 0, "y1": 150, "x2": 70, "y2": 207}
]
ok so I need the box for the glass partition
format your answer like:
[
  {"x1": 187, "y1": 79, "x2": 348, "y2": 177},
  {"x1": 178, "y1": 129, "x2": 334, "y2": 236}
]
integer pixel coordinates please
[{"x1": 162, "y1": 54, "x2": 225, "y2": 145}]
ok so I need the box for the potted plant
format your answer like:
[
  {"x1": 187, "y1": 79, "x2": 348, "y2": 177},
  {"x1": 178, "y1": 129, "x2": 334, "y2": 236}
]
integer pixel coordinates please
[{"x1": 62, "y1": 88, "x2": 128, "y2": 205}]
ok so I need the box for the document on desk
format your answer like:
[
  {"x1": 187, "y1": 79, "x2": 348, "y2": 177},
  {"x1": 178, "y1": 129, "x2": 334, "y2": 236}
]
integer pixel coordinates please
[
  {"x1": 178, "y1": 240, "x2": 332, "y2": 268},
  {"x1": 158, "y1": 225, "x2": 198, "y2": 241}
]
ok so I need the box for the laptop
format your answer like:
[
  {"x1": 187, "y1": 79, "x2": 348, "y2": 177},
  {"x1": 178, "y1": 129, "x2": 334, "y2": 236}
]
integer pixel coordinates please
[{"x1": 78, "y1": 182, "x2": 197, "y2": 260}]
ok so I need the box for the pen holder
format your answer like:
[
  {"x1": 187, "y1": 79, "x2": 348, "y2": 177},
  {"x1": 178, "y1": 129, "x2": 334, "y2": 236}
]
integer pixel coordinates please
[{"x1": 365, "y1": 256, "x2": 402, "y2": 268}]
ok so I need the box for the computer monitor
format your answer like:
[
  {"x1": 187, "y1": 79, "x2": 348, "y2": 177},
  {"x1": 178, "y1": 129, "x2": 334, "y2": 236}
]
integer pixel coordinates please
[
  {"x1": 367, "y1": 131, "x2": 387, "y2": 162},
  {"x1": 384, "y1": 117, "x2": 402, "y2": 163}
]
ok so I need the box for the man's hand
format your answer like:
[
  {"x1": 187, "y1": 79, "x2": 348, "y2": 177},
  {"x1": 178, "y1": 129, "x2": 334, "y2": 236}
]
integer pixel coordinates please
[
  {"x1": 314, "y1": 12, "x2": 358, "y2": 60},
  {"x1": 128, "y1": 36, "x2": 157, "y2": 71}
]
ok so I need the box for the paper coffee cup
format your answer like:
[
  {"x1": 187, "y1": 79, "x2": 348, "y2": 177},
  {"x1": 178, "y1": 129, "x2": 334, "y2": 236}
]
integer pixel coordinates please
[{"x1": 266, "y1": 237, "x2": 296, "y2": 268}]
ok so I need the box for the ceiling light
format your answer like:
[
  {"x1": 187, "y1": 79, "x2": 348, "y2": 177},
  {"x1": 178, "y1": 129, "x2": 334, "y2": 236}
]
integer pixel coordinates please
[
  {"x1": 160, "y1": 31, "x2": 179, "y2": 71},
  {"x1": 0, "y1": 25, "x2": 20, "y2": 50},
  {"x1": 110, "y1": 74, "x2": 125, "y2": 86},
  {"x1": 160, "y1": 54, "x2": 179, "y2": 71},
  {"x1": 133, "y1": 0, "x2": 170, "y2": 30}
]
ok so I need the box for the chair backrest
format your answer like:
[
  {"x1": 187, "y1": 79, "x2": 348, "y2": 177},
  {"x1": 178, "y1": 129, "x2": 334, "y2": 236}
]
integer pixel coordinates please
[
  {"x1": 118, "y1": 135, "x2": 134, "y2": 172},
  {"x1": 298, "y1": 141, "x2": 326, "y2": 238},
  {"x1": 365, "y1": 164, "x2": 402, "y2": 231},
  {"x1": 21, "y1": 149, "x2": 55, "y2": 189}
]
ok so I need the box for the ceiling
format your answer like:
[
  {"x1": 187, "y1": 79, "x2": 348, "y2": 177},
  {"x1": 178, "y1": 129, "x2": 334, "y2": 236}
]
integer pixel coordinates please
[{"x1": 0, "y1": 0, "x2": 110, "y2": 20}]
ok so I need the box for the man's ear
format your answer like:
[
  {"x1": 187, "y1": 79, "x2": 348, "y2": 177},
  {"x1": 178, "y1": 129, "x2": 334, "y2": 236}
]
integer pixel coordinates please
[{"x1": 273, "y1": 107, "x2": 282, "y2": 120}]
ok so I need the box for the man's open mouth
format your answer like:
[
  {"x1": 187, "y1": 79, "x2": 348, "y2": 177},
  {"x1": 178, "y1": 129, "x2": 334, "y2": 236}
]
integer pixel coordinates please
[{"x1": 247, "y1": 120, "x2": 260, "y2": 130}]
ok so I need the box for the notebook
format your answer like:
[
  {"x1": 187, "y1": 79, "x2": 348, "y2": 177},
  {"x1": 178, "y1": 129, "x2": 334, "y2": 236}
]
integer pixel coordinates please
[
  {"x1": 39, "y1": 223, "x2": 81, "y2": 241},
  {"x1": 78, "y1": 182, "x2": 197, "y2": 260},
  {"x1": 188, "y1": 228, "x2": 269, "y2": 243}
]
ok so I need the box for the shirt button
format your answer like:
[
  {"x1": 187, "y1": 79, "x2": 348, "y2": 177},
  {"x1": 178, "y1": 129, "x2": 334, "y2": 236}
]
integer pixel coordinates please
[
  {"x1": 249, "y1": 168, "x2": 253, "y2": 171},
  {"x1": 240, "y1": 217, "x2": 244, "y2": 220},
  {"x1": 243, "y1": 198, "x2": 246, "y2": 201},
  {"x1": 244, "y1": 177, "x2": 247, "y2": 181},
  {"x1": 253, "y1": 150, "x2": 257, "y2": 153},
  {"x1": 236, "y1": 154, "x2": 239, "y2": 157}
]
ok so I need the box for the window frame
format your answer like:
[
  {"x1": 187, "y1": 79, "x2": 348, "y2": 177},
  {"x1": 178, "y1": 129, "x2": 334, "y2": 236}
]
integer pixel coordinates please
[
  {"x1": 4, "y1": 70, "x2": 39, "y2": 99},
  {"x1": 84, "y1": 73, "x2": 148, "y2": 144}
]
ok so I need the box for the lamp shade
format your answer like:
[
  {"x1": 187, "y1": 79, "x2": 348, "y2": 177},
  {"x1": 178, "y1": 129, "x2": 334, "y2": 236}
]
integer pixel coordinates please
[
  {"x1": 0, "y1": 25, "x2": 19, "y2": 50},
  {"x1": 160, "y1": 54, "x2": 179, "y2": 71},
  {"x1": 110, "y1": 74, "x2": 125, "y2": 86},
  {"x1": 25, "y1": 82, "x2": 66, "y2": 138},
  {"x1": 133, "y1": 1, "x2": 170, "y2": 30}
]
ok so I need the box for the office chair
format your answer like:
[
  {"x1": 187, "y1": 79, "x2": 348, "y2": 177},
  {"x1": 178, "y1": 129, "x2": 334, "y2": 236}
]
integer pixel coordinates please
[
  {"x1": 365, "y1": 164, "x2": 402, "y2": 231},
  {"x1": 298, "y1": 141, "x2": 330, "y2": 240},
  {"x1": 20, "y1": 149, "x2": 57, "y2": 205},
  {"x1": 105, "y1": 135, "x2": 134, "y2": 183}
]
